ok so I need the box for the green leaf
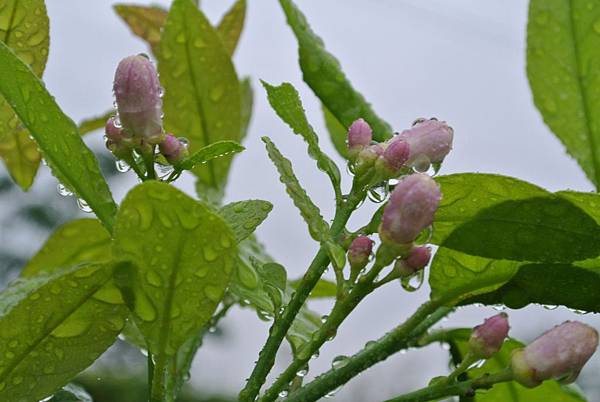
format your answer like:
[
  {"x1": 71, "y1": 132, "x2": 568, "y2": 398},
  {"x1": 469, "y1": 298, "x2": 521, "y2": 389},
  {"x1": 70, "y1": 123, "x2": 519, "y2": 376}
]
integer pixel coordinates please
[
  {"x1": 0, "y1": 264, "x2": 127, "y2": 402},
  {"x1": 433, "y1": 174, "x2": 548, "y2": 244},
  {"x1": 21, "y1": 219, "x2": 112, "y2": 277},
  {"x1": 322, "y1": 104, "x2": 349, "y2": 159},
  {"x1": 220, "y1": 199, "x2": 273, "y2": 243},
  {"x1": 113, "y1": 181, "x2": 236, "y2": 356},
  {"x1": 279, "y1": 0, "x2": 392, "y2": 142},
  {"x1": 0, "y1": 0, "x2": 49, "y2": 190},
  {"x1": 429, "y1": 247, "x2": 521, "y2": 305},
  {"x1": 261, "y1": 136, "x2": 329, "y2": 242},
  {"x1": 325, "y1": 240, "x2": 346, "y2": 271},
  {"x1": 0, "y1": 41, "x2": 118, "y2": 231},
  {"x1": 178, "y1": 140, "x2": 245, "y2": 171},
  {"x1": 557, "y1": 190, "x2": 600, "y2": 223},
  {"x1": 433, "y1": 174, "x2": 600, "y2": 263},
  {"x1": 216, "y1": 0, "x2": 246, "y2": 56},
  {"x1": 443, "y1": 329, "x2": 586, "y2": 401},
  {"x1": 291, "y1": 278, "x2": 337, "y2": 299},
  {"x1": 239, "y1": 76, "x2": 254, "y2": 141},
  {"x1": 78, "y1": 110, "x2": 113, "y2": 136},
  {"x1": 262, "y1": 81, "x2": 342, "y2": 197},
  {"x1": 114, "y1": 4, "x2": 167, "y2": 56},
  {"x1": 159, "y1": 0, "x2": 241, "y2": 188},
  {"x1": 527, "y1": 0, "x2": 600, "y2": 188}
]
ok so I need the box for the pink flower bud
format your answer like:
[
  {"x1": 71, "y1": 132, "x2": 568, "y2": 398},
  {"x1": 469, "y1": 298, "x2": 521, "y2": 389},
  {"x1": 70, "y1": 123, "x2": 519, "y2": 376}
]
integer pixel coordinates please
[
  {"x1": 395, "y1": 246, "x2": 431, "y2": 277},
  {"x1": 511, "y1": 321, "x2": 598, "y2": 387},
  {"x1": 348, "y1": 236, "x2": 374, "y2": 271},
  {"x1": 398, "y1": 119, "x2": 453, "y2": 167},
  {"x1": 159, "y1": 133, "x2": 188, "y2": 164},
  {"x1": 379, "y1": 174, "x2": 441, "y2": 245},
  {"x1": 379, "y1": 137, "x2": 410, "y2": 174},
  {"x1": 468, "y1": 313, "x2": 509, "y2": 359},
  {"x1": 113, "y1": 54, "x2": 164, "y2": 144},
  {"x1": 347, "y1": 118, "x2": 373, "y2": 157},
  {"x1": 105, "y1": 117, "x2": 130, "y2": 159}
]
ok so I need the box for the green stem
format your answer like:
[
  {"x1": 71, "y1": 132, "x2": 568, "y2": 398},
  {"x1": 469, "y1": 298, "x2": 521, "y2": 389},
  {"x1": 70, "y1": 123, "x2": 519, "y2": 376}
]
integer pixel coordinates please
[
  {"x1": 238, "y1": 188, "x2": 365, "y2": 402},
  {"x1": 142, "y1": 147, "x2": 157, "y2": 180},
  {"x1": 283, "y1": 302, "x2": 450, "y2": 402},
  {"x1": 147, "y1": 353, "x2": 154, "y2": 400},
  {"x1": 382, "y1": 369, "x2": 513, "y2": 402},
  {"x1": 447, "y1": 352, "x2": 476, "y2": 383},
  {"x1": 260, "y1": 263, "x2": 385, "y2": 402},
  {"x1": 150, "y1": 353, "x2": 174, "y2": 402}
]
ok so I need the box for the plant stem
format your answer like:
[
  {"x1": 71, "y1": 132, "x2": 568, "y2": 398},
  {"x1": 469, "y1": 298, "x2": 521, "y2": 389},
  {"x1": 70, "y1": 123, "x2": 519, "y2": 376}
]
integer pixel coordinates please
[
  {"x1": 238, "y1": 188, "x2": 365, "y2": 402},
  {"x1": 259, "y1": 262, "x2": 385, "y2": 402},
  {"x1": 142, "y1": 147, "x2": 157, "y2": 180},
  {"x1": 283, "y1": 302, "x2": 449, "y2": 402},
  {"x1": 382, "y1": 369, "x2": 513, "y2": 402},
  {"x1": 150, "y1": 353, "x2": 174, "y2": 402},
  {"x1": 447, "y1": 352, "x2": 477, "y2": 383}
]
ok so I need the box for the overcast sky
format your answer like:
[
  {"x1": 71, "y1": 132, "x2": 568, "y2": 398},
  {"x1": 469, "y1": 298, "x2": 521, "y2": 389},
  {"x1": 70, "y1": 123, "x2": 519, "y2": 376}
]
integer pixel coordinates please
[{"x1": 3, "y1": 0, "x2": 599, "y2": 400}]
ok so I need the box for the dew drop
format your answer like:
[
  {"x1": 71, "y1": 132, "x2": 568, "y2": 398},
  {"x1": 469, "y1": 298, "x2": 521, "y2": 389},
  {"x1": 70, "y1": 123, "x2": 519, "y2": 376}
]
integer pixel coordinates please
[
  {"x1": 278, "y1": 390, "x2": 288, "y2": 398},
  {"x1": 367, "y1": 184, "x2": 389, "y2": 203},
  {"x1": 115, "y1": 159, "x2": 131, "y2": 173},
  {"x1": 401, "y1": 270, "x2": 425, "y2": 292},
  {"x1": 411, "y1": 154, "x2": 431, "y2": 173},
  {"x1": 296, "y1": 365, "x2": 309, "y2": 377},
  {"x1": 257, "y1": 310, "x2": 274, "y2": 322},
  {"x1": 57, "y1": 183, "x2": 73, "y2": 197},
  {"x1": 77, "y1": 198, "x2": 93, "y2": 213},
  {"x1": 325, "y1": 386, "x2": 342, "y2": 398},
  {"x1": 146, "y1": 271, "x2": 163, "y2": 287},
  {"x1": 331, "y1": 355, "x2": 349, "y2": 370},
  {"x1": 320, "y1": 315, "x2": 329, "y2": 324}
]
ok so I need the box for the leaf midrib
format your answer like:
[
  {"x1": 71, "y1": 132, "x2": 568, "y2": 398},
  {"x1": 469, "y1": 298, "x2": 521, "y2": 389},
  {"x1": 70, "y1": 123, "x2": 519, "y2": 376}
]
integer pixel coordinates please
[{"x1": 2, "y1": 0, "x2": 18, "y2": 44}]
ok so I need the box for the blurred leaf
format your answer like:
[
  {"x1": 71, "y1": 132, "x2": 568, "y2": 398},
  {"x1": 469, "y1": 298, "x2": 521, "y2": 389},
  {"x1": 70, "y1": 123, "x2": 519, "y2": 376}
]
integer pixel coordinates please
[
  {"x1": 291, "y1": 278, "x2": 337, "y2": 299},
  {"x1": 325, "y1": 240, "x2": 345, "y2": 271},
  {"x1": 433, "y1": 174, "x2": 600, "y2": 263},
  {"x1": 48, "y1": 383, "x2": 92, "y2": 402},
  {"x1": 239, "y1": 77, "x2": 254, "y2": 141},
  {"x1": 0, "y1": 264, "x2": 127, "y2": 402},
  {"x1": 527, "y1": 0, "x2": 600, "y2": 188},
  {"x1": 78, "y1": 110, "x2": 113, "y2": 136},
  {"x1": 287, "y1": 304, "x2": 321, "y2": 356},
  {"x1": 0, "y1": 41, "x2": 118, "y2": 231},
  {"x1": 159, "y1": 0, "x2": 241, "y2": 188},
  {"x1": 429, "y1": 248, "x2": 520, "y2": 305},
  {"x1": 220, "y1": 199, "x2": 273, "y2": 243},
  {"x1": 322, "y1": 104, "x2": 349, "y2": 159},
  {"x1": 113, "y1": 181, "x2": 236, "y2": 358},
  {"x1": 178, "y1": 140, "x2": 245, "y2": 171},
  {"x1": 216, "y1": 0, "x2": 246, "y2": 56},
  {"x1": 443, "y1": 329, "x2": 586, "y2": 401},
  {"x1": 262, "y1": 81, "x2": 341, "y2": 198},
  {"x1": 262, "y1": 136, "x2": 329, "y2": 242},
  {"x1": 113, "y1": 4, "x2": 167, "y2": 55},
  {"x1": 433, "y1": 174, "x2": 548, "y2": 244},
  {"x1": 279, "y1": 0, "x2": 392, "y2": 141},
  {"x1": 0, "y1": 0, "x2": 49, "y2": 190},
  {"x1": 21, "y1": 219, "x2": 111, "y2": 277}
]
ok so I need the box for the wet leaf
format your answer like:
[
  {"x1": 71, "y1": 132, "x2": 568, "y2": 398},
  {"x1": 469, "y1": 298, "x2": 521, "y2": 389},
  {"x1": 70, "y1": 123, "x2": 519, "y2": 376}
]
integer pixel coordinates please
[
  {"x1": 291, "y1": 278, "x2": 337, "y2": 299},
  {"x1": 262, "y1": 81, "x2": 341, "y2": 198},
  {"x1": 113, "y1": 181, "x2": 236, "y2": 357},
  {"x1": 78, "y1": 110, "x2": 113, "y2": 136},
  {"x1": 159, "y1": 0, "x2": 241, "y2": 188},
  {"x1": 47, "y1": 383, "x2": 92, "y2": 402},
  {"x1": 0, "y1": 264, "x2": 127, "y2": 402},
  {"x1": 0, "y1": 0, "x2": 49, "y2": 190},
  {"x1": 220, "y1": 199, "x2": 273, "y2": 243},
  {"x1": 279, "y1": 0, "x2": 392, "y2": 141},
  {"x1": 239, "y1": 77, "x2": 254, "y2": 141},
  {"x1": 261, "y1": 136, "x2": 329, "y2": 242},
  {"x1": 178, "y1": 140, "x2": 245, "y2": 171},
  {"x1": 216, "y1": 0, "x2": 246, "y2": 56},
  {"x1": 113, "y1": 4, "x2": 167, "y2": 55},
  {"x1": 527, "y1": 0, "x2": 600, "y2": 188},
  {"x1": 0, "y1": 41, "x2": 118, "y2": 231}
]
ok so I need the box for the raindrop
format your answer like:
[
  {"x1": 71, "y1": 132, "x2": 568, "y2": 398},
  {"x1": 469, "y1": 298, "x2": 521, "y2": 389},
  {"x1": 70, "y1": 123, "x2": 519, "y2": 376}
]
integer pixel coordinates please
[
  {"x1": 113, "y1": 115, "x2": 122, "y2": 128},
  {"x1": 158, "y1": 86, "x2": 165, "y2": 98},
  {"x1": 401, "y1": 270, "x2": 425, "y2": 292},
  {"x1": 331, "y1": 355, "x2": 349, "y2": 370},
  {"x1": 492, "y1": 304, "x2": 506, "y2": 311},
  {"x1": 542, "y1": 304, "x2": 558, "y2": 311},
  {"x1": 115, "y1": 159, "x2": 131, "y2": 173},
  {"x1": 77, "y1": 198, "x2": 93, "y2": 213},
  {"x1": 296, "y1": 365, "x2": 309, "y2": 377},
  {"x1": 157, "y1": 164, "x2": 174, "y2": 178},
  {"x1": 41, "y1": 158, "x2": 48, "y2": 166},
  {"x1": 257, "y1": 310, "x2": 274, "y2": 322},
  {"x1": 320, "y1": 315, "x2": 329, "y2": 324},
  {"x1": 325, "y1": 386, "x2": 342, "y2": 398},
  {"x1": 412, "y1": 117, "x2": 427, "y2": 126},
  {"x1": 178, "y1": 137, "x2": 190, "y2": 149},
  {"x1": 57, "y1": 183, "x2": 73, "y2": 197},
  {"x1": 278, "y1": 390, "x2": 288, "y2": 398},
  {"x1": 411, "y1": 154, "x2": 431, "y2": 173},
  {"x1": 208, "y1": 326, "x2": 217, "y2": 333},
  {"x1": 311, "y1": 351, "x2": 320, "y2": 360},
  {"x1": 367, "y1": 184, "x2": 389, "y2": 203}
]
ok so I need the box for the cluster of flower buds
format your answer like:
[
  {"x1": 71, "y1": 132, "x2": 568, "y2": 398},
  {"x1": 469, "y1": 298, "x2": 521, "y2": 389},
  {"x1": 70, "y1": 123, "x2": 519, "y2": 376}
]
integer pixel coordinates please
[
  {"x1": 347, "y1": 117, "x2": 453, "y2": 179},
  {"x1": 511, "y1": 321, "x2": 598, "y2": 387},
  {"x1": 468, "y1": 313, "x2": 510, "y2": 359},
  {"x1": 106, "y1": 54, "x2": 188, "y2": 170}
]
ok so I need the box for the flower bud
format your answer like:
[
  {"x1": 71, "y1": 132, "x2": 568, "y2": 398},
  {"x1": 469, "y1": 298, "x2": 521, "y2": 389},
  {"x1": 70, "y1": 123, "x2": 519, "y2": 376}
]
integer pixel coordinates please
[
  {"x1": 105, "y1": 117, "x2": 130, "y2": 159},
  {"x1": 113, "y1": 54, "x2": 164, "y2": 145},
  {"x1": 394, "y1": 246, "x2": 431, "y2": 277},
  {"x1": 511, "y1": 321, "x2": 598, "y2": 388},
  {"x1": 379, "y1": 174, "x2": 441, "y2": 245},
  {"x1": 353, "y1": 144, "x2": 383, "y2": 176},
  {"x1": 348, "y1": 236, "x2": 374, "y2": 272},
  {"x1": 398, "y1": 119, "x2": 453, "y2": 167},
  {"x1": 468, "y1": 313, "x2": 509, "y2": 359},
  {"x1": 347, "y1": 118, "x2": 373, "y2": 157},
  {"x1": 377, "y1": 137, "x2": 410, "y2": 176},
  {"x1": 159, "y1": 133, "x2": 189, "y2": 164}
]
